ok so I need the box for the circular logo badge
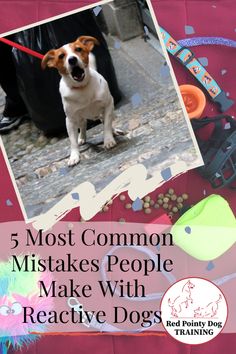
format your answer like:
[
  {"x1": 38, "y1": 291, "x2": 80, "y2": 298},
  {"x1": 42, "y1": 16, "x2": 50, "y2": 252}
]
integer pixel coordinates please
[{"x1": 161, "y1": 277, "x2": 227, "y2": 345}]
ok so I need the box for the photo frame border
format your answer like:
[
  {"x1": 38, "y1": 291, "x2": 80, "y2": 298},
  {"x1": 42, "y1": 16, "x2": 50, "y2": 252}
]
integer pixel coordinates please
[{"x1": 0, "y1": 0, "x2": 203, "y2": 227}]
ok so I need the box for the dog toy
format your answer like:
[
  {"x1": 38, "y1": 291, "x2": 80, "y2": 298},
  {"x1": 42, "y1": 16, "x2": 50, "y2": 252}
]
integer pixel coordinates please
[
  {"x1": 180, "y1": 84, "x2": 206, "y2": 119},
  {"x1": 179, "y1": 36, "x2": 236, "y2": 50},
  {"x1": 0, "y1": 256, "x2": 53, "y2": 354},
  {"x1": 171, "y1": 194, "x2": 236, "y2": 261}
]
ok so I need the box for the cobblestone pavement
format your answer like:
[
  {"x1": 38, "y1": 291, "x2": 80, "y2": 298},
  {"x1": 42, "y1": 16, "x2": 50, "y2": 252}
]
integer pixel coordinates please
[{"x1": 0, "y1": 36, "x2": 199, "y2": 219}]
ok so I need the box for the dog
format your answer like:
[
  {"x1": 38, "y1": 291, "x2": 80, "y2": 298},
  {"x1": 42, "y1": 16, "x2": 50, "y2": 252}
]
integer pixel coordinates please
[
  {"x1": 42, "y1": 36, "x2": 117, "y2": 166},
  {"x1": 194, "y1": 294, "x2": 222, "y2": 318},
  {"x1": 168, "y1": 280, "x2": 195, "y2": 318}
]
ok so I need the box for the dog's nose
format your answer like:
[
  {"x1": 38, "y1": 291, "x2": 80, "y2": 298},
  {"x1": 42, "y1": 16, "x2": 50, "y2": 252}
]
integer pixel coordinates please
[{"x1": 68, "y1": 56, "x2": 78, "y2": 66}]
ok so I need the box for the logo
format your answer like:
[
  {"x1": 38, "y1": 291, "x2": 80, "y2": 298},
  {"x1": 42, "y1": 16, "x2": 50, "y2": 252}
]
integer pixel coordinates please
[{"x1": 161, "y1": 277, "x2": 228, "y2": 345}]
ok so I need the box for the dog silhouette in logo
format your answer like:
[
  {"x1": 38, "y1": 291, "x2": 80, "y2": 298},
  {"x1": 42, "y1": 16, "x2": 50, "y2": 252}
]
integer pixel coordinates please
[
  {"x1": 194, "y1": 294, "x2": 222, "y2": 318},
  {"x1": 168, "y1": 280, "x2": 195, "y2": 318}
]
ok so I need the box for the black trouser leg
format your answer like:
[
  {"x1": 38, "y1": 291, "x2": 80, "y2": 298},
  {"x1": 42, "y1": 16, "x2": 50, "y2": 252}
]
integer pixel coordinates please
[{"x1": 0, "y1": 39, "x2": 27, "y2": 117}]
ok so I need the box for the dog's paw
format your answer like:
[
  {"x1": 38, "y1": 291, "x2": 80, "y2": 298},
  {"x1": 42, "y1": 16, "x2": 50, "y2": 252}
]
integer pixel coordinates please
[
  {"x1": 104, "y1": 137, "x2": 117, "y2": 150},
  {"x1": 78, "y1": 138, "x2": 86, "y2": 146},
  {"x1": 68, "y1": 151, "x2": 80, "y2": 167}
]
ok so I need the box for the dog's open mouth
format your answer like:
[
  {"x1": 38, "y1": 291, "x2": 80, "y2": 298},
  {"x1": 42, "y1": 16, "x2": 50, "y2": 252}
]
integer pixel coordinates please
[{"x1": 71, "y1": 66, "x2": 85, "y2": 82}]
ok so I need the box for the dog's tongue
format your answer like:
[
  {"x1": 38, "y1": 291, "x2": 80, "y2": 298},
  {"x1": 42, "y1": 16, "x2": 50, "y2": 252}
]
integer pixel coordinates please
[{"x1": 72, "y1": 66, "x2": 85, "y2": 82}]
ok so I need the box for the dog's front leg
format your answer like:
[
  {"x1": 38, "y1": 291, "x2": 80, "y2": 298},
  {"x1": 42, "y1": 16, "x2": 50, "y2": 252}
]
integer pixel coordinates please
[
  {"x1": 103, "y1": 100, "x2": 117, "y2": 149},
  {"x1": 66, "y1": 117, "x2": 80, "y2": 166},
  {"x1": 78, "y1": 119, "x2": 87, "y2": 146}
]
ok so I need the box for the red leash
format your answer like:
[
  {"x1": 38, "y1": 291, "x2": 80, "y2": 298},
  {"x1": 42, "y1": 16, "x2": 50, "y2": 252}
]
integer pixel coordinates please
[{"x1": 0, "y1": 37, "x2": 44, "y2": 60}]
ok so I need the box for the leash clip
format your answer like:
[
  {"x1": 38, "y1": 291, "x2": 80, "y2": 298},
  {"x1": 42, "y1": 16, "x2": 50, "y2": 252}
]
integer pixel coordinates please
[
  {"x1": 212, "y1": 90, "x2": 234, "y2": 112},
  {"x1": 67, "y1": 297, "x2": 91, "y2": 328}
]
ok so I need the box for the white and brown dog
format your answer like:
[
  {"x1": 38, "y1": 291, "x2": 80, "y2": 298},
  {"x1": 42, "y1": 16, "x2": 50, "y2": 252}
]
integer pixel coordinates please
[{"x1": 42, "y1": 36, "x2": 116, "y2": 166}]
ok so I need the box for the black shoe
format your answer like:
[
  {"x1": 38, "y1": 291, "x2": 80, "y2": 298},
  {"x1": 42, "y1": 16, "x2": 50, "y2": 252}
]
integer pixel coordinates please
[{"x1": 0, "y1": 114, "x2": 26, "y2": 132}]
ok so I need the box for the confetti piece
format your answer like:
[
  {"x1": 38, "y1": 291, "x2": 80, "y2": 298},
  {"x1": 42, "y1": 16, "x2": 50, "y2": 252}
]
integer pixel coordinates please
[
  {"x1": 144, "y1": 25, "x2": 149, "y2": 35},
  {"x1": 206, "y1": 261, "x2": 215, "y2": 271},
  {"x1": 6, "y1": 199, "x2": 13, "y2": 206},
  {"x1": 93, "y1": 6, "x2": 102, "y2": 16},
  {"x1": 114, "y1": 40, "x2": 121, "y2": 49},
  {"x1": 71, "y1": 193, "x2": 80, "y2": 201},
  {"x1": 221, "y1": 69, "x2": 227, "y2": 75},
  {"x1": 203, "y1": 189, "x2": 207, "y2": 196},
  {"x1": 226, "y1": 92, "x2": 230, "y2": 97},
  {"x1": 185, "y1": 226, "x2": 192, "y2": 234},
  {"x1": 215, "y1": 172, "x2": 221, "y2": 178},
  {"x1": 185, "y1": 25, "x2": 195, "y2": 35},
  {"x1": 131, "y1": 93, "x2": 142, "y2": 108},
  {"x1": 224, "y1": 122, "x2": 231, "y2": 130},
  {"x1": 198, "y1": 57, "x2": 208, "y2": 66},
  {"x1": 160, "y1": 64, "x2": 170, "y2": 79},
  {"x1": 0, "y1": 278, "x2": 9, "y2": 296},
  {"x1": 212, "y1": 4, "x2": 217, "y2": 8},
  {"x1": 161, "y1": 167, "x2": 172, "y2": 181},
  {"x1": 132, "y1": 197, "x2": 143, "y2": 212}
]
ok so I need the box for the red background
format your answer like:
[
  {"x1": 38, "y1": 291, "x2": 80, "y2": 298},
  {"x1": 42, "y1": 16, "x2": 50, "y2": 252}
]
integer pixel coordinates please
[{"x1": 1, "y1": 0, "x2": 236, "y2": 353}]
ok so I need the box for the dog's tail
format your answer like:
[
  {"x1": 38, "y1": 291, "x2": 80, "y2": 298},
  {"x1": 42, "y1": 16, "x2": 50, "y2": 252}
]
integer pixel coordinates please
[{"x1": 216, "y1": 294, "x2": 222, "y2": 304}]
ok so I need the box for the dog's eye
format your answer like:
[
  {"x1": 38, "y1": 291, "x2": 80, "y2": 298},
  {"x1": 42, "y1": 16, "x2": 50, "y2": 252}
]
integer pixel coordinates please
[
  {"x1": 58, "y1": 53, "x2": 65, "y2": 60},
  {"x1": 75, "y1": 47, "x2": 82, "y2": 53}
]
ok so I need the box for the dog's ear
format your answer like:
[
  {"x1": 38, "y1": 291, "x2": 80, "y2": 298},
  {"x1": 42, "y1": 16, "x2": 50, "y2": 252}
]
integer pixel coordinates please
[
  {"x1": 77, "y1": 36, "x2": 100, "y2": 51},
  {"x1": 41, "y1": 50, "x2": 56, "y2": 69}
]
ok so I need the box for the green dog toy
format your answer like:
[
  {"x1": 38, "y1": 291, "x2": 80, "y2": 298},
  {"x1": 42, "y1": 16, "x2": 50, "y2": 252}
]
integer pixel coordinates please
[{"x1": 172, "y1": 194, "x2": 236, "y2": 260}]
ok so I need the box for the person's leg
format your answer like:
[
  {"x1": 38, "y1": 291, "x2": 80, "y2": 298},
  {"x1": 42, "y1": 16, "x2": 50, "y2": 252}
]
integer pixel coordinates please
[{"x1": 0, "y1": 39, "x2": 28, "y2": 131}]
